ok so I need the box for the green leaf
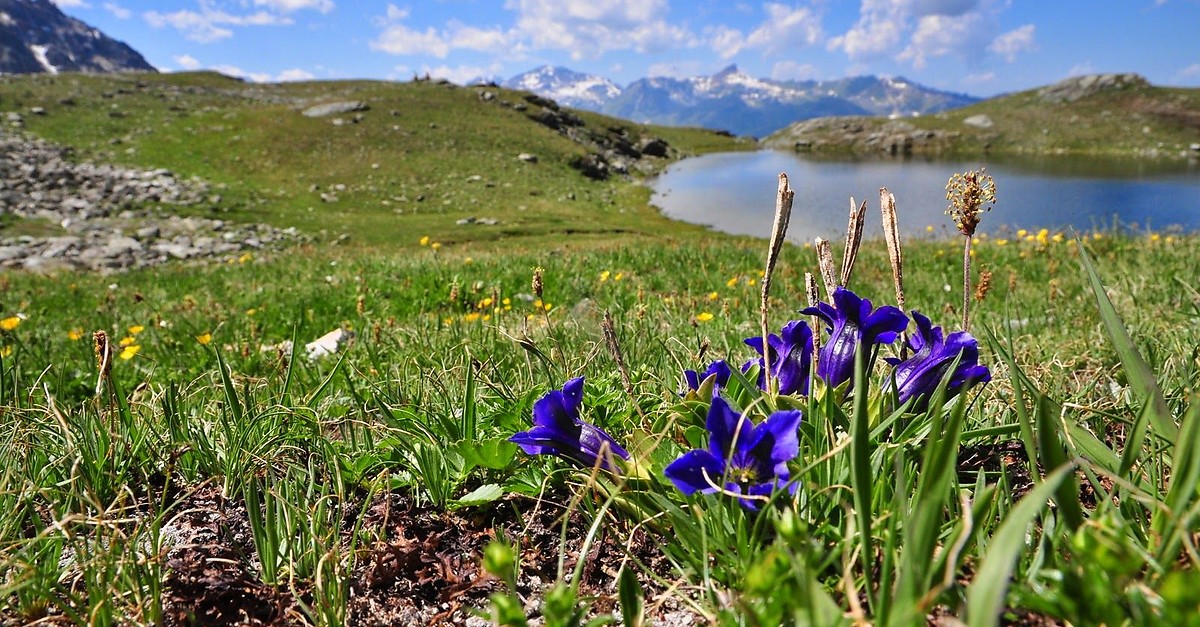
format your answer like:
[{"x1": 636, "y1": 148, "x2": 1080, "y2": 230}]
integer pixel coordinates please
[
  {"x1": 452, "y1": 483, "x2": 503, "y2": 508},
  {"x1": 1034, "y1": 394, "x2": 1084, "y2": 531},
  {"x1": 618, "y1": 567, "x2": 645, "y2": 627},
  {"x1": 1077, "y1": 239, "x2": 1177, "y2": 443},
  {"x1": 966, "y1": 464, "x2": 1075, "y2": 627},
  {"x1": 458, "y1": 438, "x2": 518, "y2": 470}
]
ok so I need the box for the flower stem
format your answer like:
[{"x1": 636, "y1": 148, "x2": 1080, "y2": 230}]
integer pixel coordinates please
[{"x1": 962, "y1": 235, "x2": 972, "y2": 331}]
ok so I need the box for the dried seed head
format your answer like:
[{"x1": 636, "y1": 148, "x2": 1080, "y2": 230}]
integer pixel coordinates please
[
  {"x1": 448, "y1": 280, "x2": 460, "y2": 303},
  {"x1": 974, "y1": 268, "x2": 993, "y2": 302},
  {"x1": 356, "y1": 294, "x2": 366, "y2": 315},
  {"x1": 93, "y1": 330, "x2": 111, "y2": 378},
  {"x1": 946, "y1": 168, "x2": 997, "y2": 237},
  {"x1": 531, "y1": 266, "x2": 544, "y2": 299}
]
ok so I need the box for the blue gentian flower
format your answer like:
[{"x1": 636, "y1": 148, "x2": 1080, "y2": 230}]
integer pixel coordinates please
[
  {"x1": 885, "y1": 311, "x2": 991, "y2": 410},
  {"x1": 510, "y1": 377, "x2": 630, "y2": 471},
  {"x1": 683, "y1": 359, "x2": 733, "y2": 393},
  {"x1": 743, "y1": 319, "x2": 814, "y2": 396},
  {"x1": 802, "y1": 287, "x2": 909, "y2": 389},
  {"x1": 664, "y1": 396, "x2": 802, "y2": 511}
]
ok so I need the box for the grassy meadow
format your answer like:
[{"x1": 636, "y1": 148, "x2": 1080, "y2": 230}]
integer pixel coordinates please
[{"x1": 1, "y1": 72, "x2": 1200, "y2": 626}]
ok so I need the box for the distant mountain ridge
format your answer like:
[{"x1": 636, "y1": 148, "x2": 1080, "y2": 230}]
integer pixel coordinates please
[
  {"x1": 502, "y1": 64, "x2": 979, "y2": 137},
  {"x1": 0, "y1": 0, "x2": 154, "y2": 75}
]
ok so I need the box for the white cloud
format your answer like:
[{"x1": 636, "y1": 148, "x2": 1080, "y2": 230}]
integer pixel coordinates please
[
  {"x1": 212, "y1": 64, "x2": 272, "y2": 83},
  {"x1": 276, "y1": 68, "x2": 316, "y2": 81},
  {"x1": 103, "y1": 2, "x2": 130, "y2": 19},
  {"x1": 897, "y1": 11, "x2": 988, "y2": 69},
  {"x1": 830, "y1": 0, "x2": 1006, "y2": 67},
  {"x1": 447, "y1": 20, "x2": 516, "y2": 55},
  {"x1": 425, "y1": 63, "x2": 505, "y2": 85},
  {"x1": 51, "y1": 0, "x2": 90, "y2": 8},
  {"x1": 1178, "y1": 63, "x2": 1200, "y2": 79},
  {"x1": 144, "y1": 3, "x2": 292, "y2": 44},
  {"x1": 770, "y1": 61, "x2": 820, "y2": 81},
  {"x1": 710, "y1": 25, "x2": 746, "y2": 59},
  {"x1": 827, "y1": 0, "x2": 908, "y2": 59},
  {"x1": 173, "y1": 54, "x2": 202, "y2": 70},
  {"x1": 506, "y1": 0, "x2": 691, "y2": 58},
  {"x1": 253, "y1": 0, "x2": 335, "y2": 13},
  {"x1": 988, "y1": 24, "x2": 1035, "y2": 62},
  {"x1": 743, "y1": 3, "x2": 822, "y2": 54}
]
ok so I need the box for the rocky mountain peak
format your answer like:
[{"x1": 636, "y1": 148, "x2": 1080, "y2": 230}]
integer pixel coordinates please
[{"x1": 0, "y1": 0, "x2": 155, "y2": 75}]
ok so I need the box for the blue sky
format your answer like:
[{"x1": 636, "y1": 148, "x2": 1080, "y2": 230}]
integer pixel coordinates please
[{"x1": 50, "y1": 0, "x2": 1200, "y2": 97}]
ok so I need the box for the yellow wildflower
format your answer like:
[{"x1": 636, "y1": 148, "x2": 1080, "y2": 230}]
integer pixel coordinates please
[
  {"x1": 707, "y1": 291, "x2": 719, "y2": 300},
  {"x1": 1150, "y1": 233, "x2": 1161, "y2": 242},
  {"x1": 0, "y1": 345, "x2": 11, "y2": 358},
  {"x1": 696, "y1": 312, "x2": 714, "y2": 322},
  {"x1": 726, "y1": 276, "x2": 739, "y2": 288},
  {"x1": 996, "y1": 239, "x2": 1009, "y2": 246},
  {"x1": 119, "y1": 345, "x2": 140, "y2": 360},
  {"x1": 419, "y1": 236, "x2": 430, "y2": 246},
  {"x1": 68, "y1": 328, "x2": 85, "y2": 341},
  {"x1": 431, "y1": 242, "x2": 442, "y2": 250},
  {"x1": 599, "y1": 270, "x2": 611, "y2": 282},
  {"x1": 247, "y1": 308, "x2": 257, "y2": 316},
  {"x1": 542, "y1": 301, "x2": 553, "y2": 311},
  {"x1": 119, "y1": 336, "x2": 137, "y2": 347},
  {"x1": 238, "y1": 252, "x2": 253, "y2": 264},
  {"x1": 128, "y1": 324, "x2": 145, "y2": 335},
  {"x1": 1016, "y1": 229, "x2": 1028, "y2": 238},
  {"x1": 197, "y1": 332, "x2": 213, "y2": 345},
  {"x1": 1036, "y1": 229, "x2": 1049, "y2": 245},
  {"x1": 1051, "y1": 232, "x2": 1064, "y2": 243},
  {"x1": 614, "y1": 272, "x2": 624, "y2": 281},
  {"x1": 0, "y1": 316, "x2": 20, "y2": 331},
  {"x1": 925, "y1": 225, "x2": 934, "y2": 232},
  {"x1": 463, "y1": 312, "x2": 482, "y2": 323}
]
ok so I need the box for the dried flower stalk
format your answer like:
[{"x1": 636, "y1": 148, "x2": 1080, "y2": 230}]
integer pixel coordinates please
[
  {"x1": 814, "y1": 237, "x2": 837, "y2": 300},
  {"x1": 759, "y1": 173, "x2": 795, "y2": 393},
  {"x1": 880, "y1": 188, "x2": 906, "y2": 314},
  {"x1": 805, "y1": 271, "x2": 821, "y2": 370},
  {"x1": 93, "y1": 330, "x2": 112, "y2": 396},
  {"x1": 840, "y1": 197, "x2": 867, "y2": 288}
]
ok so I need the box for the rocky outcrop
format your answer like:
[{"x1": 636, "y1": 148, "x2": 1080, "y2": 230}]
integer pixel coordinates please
[
  {"x1": 0, "y1": 129, "x2": 302, "y2": 272},
  {"x1": 762, "y1": 117, "x2": 963, "y2": 156},
  {"x1": 485, "y1": 89, "x2": 675, "y2": 180},
  {"x1": 1036, "y1": 73, "x2": 1149, "y2": 104}
]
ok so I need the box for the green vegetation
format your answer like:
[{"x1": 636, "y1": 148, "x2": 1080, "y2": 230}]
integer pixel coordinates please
[
  {"x1": 764, "y1": 74, "x2": 1200, "y2": 159},
  {"x1": 1, "y1": 72, "x2": 1199, "y2": 625}
]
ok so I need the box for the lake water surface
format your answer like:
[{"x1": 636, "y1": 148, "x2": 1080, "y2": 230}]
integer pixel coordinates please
[{"x1": 650, "y1": 151, "x2": 1200, "y2": 242}]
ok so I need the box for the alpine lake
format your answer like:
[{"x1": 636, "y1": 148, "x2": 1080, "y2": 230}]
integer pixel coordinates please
[{"x1": 649, "y1": 150, "x2": 1200, "y2": 241}]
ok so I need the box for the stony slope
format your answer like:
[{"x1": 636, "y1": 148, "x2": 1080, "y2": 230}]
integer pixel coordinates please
[{"x1": 762, "y1": 73, "x2": 1200, "y2": 160}]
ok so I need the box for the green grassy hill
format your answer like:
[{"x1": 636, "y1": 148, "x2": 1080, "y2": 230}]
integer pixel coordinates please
[
  {"x1": 0, "y1": 71, "x2": 751, "y2": 248},
  {"x1": 762, "y1": 73, "x2": 1200, "y2": 159}
]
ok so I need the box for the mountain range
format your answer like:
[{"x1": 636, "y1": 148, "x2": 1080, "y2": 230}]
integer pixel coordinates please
[
  {"x1": 502, "y1": 65, "x2": 980, "y2": 138},
  {"x1": 0, "y1": 0, "x2": 153, "y2": 75}
]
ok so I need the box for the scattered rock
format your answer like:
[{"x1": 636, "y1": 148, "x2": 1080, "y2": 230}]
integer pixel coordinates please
[
  {"x1": 455, "y1": 217, "x2": 499, "y2": 226},
  {"x1": 637, "y1": 136, "x2": 670, "y2": 157},
  {"x1": 0, "y1": 128, "x2": 304, "y2": 272},
  {"x1": 516, "y1": 152, "x2": 538, "y2": 163},
  {"x1": 963, "y1": 114, "x2": 994, "y2": 129},
  {"x1": 305, "y1": 328, "x2": 355, "y2": 360},
  {"x1": 302, "y1": 101, "x2": 369, "y2": 117}
]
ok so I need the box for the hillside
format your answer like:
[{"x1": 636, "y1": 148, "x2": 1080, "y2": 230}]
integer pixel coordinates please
[
  {"x1": 0, "y1": 71, "x2": 750, "y2": 250},
  {"x1": 762, "y1": 73, "x2": 1200, "y2": 159}
]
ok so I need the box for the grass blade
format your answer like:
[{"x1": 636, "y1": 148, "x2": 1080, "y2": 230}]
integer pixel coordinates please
[
  {"x1": 1077, "y1": 239, "x2": 1177, "y2": 443},
  {"x1": 966, "y1": 463, "x2": 1075, "y2": 627}
]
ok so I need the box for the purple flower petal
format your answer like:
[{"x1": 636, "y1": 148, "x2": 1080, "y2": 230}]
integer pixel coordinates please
[
  {"x1": 512, "y1": 377, "x2": 630, "y2": 471},
  {"x1": 664, "y1": 449, "x2": 725, "y2": 495},
  {"x1": 803, "y1": 287, "x2": 908, "y2": 389},
  {"x1": 705, "y1": 396, "x2": 753, "y2": 462},
  {"x1": 888, "y1": 311, "x2": 991, "y2": 410}
]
